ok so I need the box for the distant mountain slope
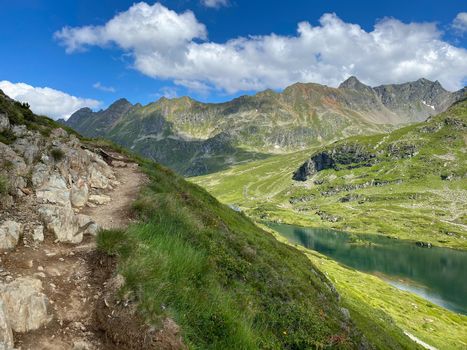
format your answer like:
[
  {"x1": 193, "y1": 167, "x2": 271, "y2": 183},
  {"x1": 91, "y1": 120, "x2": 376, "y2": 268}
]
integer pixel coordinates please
[
  {"x1": 194, "y1": 96, "x2": 467, "y2": 249},
  {"x1": 65, "y1": 77, "x2": 465, "y2": 176}
]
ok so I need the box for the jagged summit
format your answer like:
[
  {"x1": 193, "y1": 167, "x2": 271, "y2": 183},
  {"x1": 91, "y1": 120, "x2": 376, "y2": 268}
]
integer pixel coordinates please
[
  {"x1": 338, "y1": 76, "x2": 371, "y2": 90},
  {"x1": 107, "y1": 97, "x2": 132, "y2": 109}
]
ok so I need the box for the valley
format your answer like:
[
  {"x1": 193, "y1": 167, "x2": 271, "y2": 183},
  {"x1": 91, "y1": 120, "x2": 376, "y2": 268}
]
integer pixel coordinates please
[{"x1": 192, "y1": 96, "x2": 467, "y2": 348}]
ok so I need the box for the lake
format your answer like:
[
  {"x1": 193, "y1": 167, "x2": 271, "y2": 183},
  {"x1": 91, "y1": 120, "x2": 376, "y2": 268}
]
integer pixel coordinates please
[{"x1": 268, "y1": 223, "x2": 467, "y2": 315}]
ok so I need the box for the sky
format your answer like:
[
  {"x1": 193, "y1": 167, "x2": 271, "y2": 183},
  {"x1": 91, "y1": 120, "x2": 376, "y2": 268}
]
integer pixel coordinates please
[{"x1": 0, "y1": 0, "x2": 466, "y2": 120}]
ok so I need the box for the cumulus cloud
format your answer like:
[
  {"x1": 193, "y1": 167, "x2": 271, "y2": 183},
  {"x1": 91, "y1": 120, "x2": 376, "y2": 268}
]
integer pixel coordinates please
[
  {"x1": 93, "y1": 82, "x2": 116, "y2": 92},
  {"x1": 0, "y1": 81, "x2": 101, "y2": 120},
  {"x1": 452, "y1": 12, "x2": 467, "y2": 35},
  {"x1": 201, "y1": 0, "x2": 229, "y2": 8},
  {"x1": 55, "y1": 2, "x2": 467, "y2": 92},
  {"x1": 54, "y1": 2, "x2": 206, "y2": 53}
]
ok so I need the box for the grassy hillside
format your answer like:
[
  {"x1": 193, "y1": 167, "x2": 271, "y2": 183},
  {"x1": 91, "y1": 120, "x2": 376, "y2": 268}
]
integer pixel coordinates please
[
  {"x1": 193, "y1": 98, "x2": 467, "y2": 249},
  {"x1": 96, "y1": 158, "x2": 419, "y2": 349}
]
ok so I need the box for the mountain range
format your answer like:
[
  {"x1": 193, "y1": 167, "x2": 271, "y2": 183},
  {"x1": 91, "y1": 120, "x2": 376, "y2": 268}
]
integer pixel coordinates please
[{"x1": 64, "y1": 77, "x2": 466, "y2": 176}]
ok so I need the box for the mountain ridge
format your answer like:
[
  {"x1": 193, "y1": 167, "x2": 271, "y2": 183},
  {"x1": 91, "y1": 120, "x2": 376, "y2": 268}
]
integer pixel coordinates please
[{"x1": 65, "y1": 77, "x2": 466, "y2": 176}]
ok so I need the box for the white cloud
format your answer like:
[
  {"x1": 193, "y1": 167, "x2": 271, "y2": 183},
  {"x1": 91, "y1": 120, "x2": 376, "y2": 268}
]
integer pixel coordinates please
[
  {"x1": 0, "y1": 81, "x2": 101, "y2": 120},
  {"x1": 54, "y1": 2, "x2": 206, "y2": 53},
  {"x1": 55, "y1": 2, "x2": 467, "y2": 92},
  {"x1": 201, "y1": 0, "x2": 229, "y2": 8},
  {"x1": 453, "y1": 12, "x2": 467, "y2": 35},
  {"x1": 93, "y1": 82, "x2": 116, "y2": 92}
]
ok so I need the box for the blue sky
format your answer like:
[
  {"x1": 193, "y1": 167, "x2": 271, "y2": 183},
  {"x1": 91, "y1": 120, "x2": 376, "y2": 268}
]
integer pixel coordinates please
[{"x1": 0, "y1": 0, "x2": 466, "y2": 119}]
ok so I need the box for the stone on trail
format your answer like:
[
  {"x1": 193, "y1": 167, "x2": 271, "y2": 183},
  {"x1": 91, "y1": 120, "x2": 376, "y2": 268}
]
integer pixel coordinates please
[
  {"x1": 0, "y1": 277, "x2": 50, "y2": 332},
  {"x1": 0, "y1": 221, "x2": 22, "y2": 250},
  {"x1": 0, "y1": 298, "x2": 14, "y2": 350}
]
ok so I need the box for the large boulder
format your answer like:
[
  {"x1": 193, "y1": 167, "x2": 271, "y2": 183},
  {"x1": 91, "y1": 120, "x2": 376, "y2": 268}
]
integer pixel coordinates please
[
  {"x1": 38, "y1": 204, "x2": 81, "y2": 243},
  {"x1": 0, "y1": 221, "x2": 21, "y2": 250},
  {"x1": 0, "y1": 277, "x2": 50, "y2": 332},
  {"x1": 36, "y1": 174, "x2": 81, "y2": 243},
  {"x1": 0, "y1": 298, "x2": 13, "y2": 350}
]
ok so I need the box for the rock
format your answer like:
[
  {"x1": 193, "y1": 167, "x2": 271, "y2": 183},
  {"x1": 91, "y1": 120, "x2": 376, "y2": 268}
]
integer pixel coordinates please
[
  {"x1": 38, "y1": 204, "x2": 81, "y2": 243},
  {"x1": 32, "y1": 225, "x2": 44, "y2": 242},
  {"x1": 76, "y1": 214, "x2": 93, "y2": 228},
  {"x1": 85, "y1": 223, "x2": 100, "y2": 236},
  {"x1": 293, "y1": 142, "x2": 376, "y2": 181},
  {"x1": 36, "y1": 174, "x2": 70, "y2": 206},
  {"x1": 0, "y1": 143, "x2": 28, "y2": 178},
  {"x1": 71, "y1": 179, "x2": 89, "y2": 208},
  {"x1": 88, "y1": 166, "x2": 110, "y2": 189},
  {"x1": 0, "y1": 298, "x2": 13, "y2": 350},
  {"x1": 31, "y1": 163, "x2": 50, "y2": 188},
  {"x1": 72, "y1": 340, "x2": 94, "y2": 350},
  {"x1": 111, "y1": 160, "x2": 127, "y2": 168},
  {"x1": 0, "y1": 221, "x2": 21, "y2": 250},
  {"x1": 76, "y1": 214, "x2": 99, "y2": 235},
  {"x1": 0, "y1": 112, "x2": 9, "y2": 133},
  {"x1": 11, "y1": 125, "x2": 26, "y2": 137},
  {"x1": 50, "y1": 128, "x2": 68, "y2": 138},
  {"x1": 11, "y1": 137, "x2": 41, "y2": 165},
  {"x1": 36, "y1": 174, "x2": 82, "y2": 243},
  {"x1": 0, "y1": 277, "x2": 50, "y2": 332},
  {"x1": 88, "y1": 194, "x2": 111, "y2": 205}
]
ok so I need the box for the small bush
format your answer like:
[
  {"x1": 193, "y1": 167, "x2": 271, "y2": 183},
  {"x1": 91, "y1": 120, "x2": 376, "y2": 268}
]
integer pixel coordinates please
[
  {"x1": 50, "y1": 148, "x2": 65, "y2": 162},
  {"x1": 0, "y1": 175, "x2": 8, "y2": 195},
  {"x1": 0, "y1": 129, "x2": 16, "y2": 145}
]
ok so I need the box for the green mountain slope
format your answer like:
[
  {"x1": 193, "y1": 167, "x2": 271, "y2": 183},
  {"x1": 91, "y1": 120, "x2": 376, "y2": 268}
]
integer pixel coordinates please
[
  {"x1": 193, "y1": 97, "x2": 467, "y2": 249},
  {"x1": 65, "y1": 77, "x2": 465, "y2": 176},
  {"x1": 191, "y1": 96, "x2": 467, "y2": 350}
]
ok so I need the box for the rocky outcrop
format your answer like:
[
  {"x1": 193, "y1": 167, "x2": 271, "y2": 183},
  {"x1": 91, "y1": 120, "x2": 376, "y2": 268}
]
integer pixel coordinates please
[
  {"x1": 0, "y1": 277, "x2": 50, "y2": 332},
  {"x1": 293, "y1": 143, "x2": 376, "y2": 181},
  {"x1": 1, "y1": 107, "x2": 116, "y2": 243}
]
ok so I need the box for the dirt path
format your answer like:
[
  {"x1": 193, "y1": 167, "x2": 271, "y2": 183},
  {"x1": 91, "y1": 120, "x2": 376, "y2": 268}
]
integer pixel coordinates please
[
  {"x1": 5, "y1": 159, "x2": 146, "y2": 350},
  {"x1": 81, "y1": 164, "x2": 145, "y2": 230}
]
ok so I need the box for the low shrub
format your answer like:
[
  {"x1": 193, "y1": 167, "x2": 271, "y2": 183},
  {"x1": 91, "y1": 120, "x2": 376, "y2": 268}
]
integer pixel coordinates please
[
  {"x1": 0, "y1": 175, "x2": 8, "y2": 195},
  {"x1": 51, "y1": 148, "x2": 65, "y2": 162}
]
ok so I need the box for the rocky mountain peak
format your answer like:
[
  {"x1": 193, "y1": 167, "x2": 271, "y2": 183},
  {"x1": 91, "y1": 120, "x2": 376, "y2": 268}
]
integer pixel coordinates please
[
  {"x1": 338, "y1": 76, "x2": 371, "y2": 91},
  {"x1": 106, "y1": 98, "x2": 132, "y2": 111}
]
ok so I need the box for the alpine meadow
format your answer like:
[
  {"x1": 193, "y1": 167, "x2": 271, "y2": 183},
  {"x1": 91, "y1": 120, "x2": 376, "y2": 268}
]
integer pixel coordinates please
[{"x1": 0, "y1": 1, "x2": 466, "y2": 349}]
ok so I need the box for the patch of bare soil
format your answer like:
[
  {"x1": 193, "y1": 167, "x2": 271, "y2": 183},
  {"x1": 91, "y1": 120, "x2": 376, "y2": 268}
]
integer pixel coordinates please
[{"x1": 5, "y1": 156, "x2": 148, "y2": 350}]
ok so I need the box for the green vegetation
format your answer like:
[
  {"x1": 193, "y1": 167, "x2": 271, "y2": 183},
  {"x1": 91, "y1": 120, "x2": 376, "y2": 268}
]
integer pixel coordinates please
[
  {"x1": 0, "y1": 128, "x2": 16, "y2": 145},
  {"x1": 50, "y1": 147, "x2": 65, "y2": 162},
  {"x1": 97, "y1": 159, "x2": 417, "y2": 349},
  {"x1": 0, "y1": 175, "x2": 8, "y2": 195},
  {"x1": 193, "y1": 99, "x2": 467, "y2": 249},
  {"x1": 0, "y1": 91, "x2": 80, "y2": 138}
]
